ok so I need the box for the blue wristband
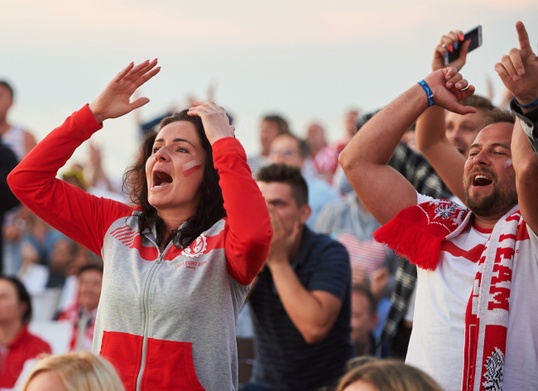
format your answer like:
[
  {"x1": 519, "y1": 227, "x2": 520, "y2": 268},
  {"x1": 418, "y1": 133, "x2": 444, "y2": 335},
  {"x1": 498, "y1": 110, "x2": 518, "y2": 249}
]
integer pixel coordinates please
[
  {"x1": 417, "y1": 80, "x2": 435, "y2": 107},
  {"x1": 512, "y1": 97, "x2": 538, "y2": 109}
]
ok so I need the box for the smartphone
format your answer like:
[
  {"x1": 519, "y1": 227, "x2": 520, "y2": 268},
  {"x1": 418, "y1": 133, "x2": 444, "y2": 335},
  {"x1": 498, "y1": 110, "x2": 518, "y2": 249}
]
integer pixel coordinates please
[{"x1": 444, "y1": 25, "x2": 482, "y2": 66}]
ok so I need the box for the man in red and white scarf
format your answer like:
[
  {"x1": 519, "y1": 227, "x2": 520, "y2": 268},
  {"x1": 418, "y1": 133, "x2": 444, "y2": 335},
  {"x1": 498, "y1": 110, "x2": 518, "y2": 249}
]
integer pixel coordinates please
[{"x1": 340, "y1": 21, "x2": 538, "y2": 391}]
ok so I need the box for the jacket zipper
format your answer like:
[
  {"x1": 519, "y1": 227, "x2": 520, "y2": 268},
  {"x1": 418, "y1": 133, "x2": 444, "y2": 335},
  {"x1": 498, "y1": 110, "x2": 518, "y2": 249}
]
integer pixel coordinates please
[{"x1": 135, "y1": 239, "x2": 171, "y2": 391}]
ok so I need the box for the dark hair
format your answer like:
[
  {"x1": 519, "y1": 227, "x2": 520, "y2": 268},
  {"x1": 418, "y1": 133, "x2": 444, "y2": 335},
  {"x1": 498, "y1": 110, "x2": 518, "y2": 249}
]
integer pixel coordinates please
[
  {"x1": 77, "y1": 263, "x2": 104, "y2": 278},
  {"x1": 0, "y1": 80, "x2": 14, "y2": 99},
  {"x1": 352, "y1": 283, "x2": 377, "y2": 315},
  {"x1": 298, "y1": 138, "x2": 310, "y2": 159},
  {"x1": 256, "y1": 163, "x2": 308, "y2": 206},
  {"x1": 273, "y1": 132, "x2": 310, "y2": 159},
  {"x1": 123, "y1": 109, "x2": 225, "y2": 248},
  {"x1": 485, "y1": 108, "x2": 515, "y2": 126},
  {"x1": 262, "y1": 114, "x2": 290, "y2": 135},
  {"x1": 1, "y1": 276, "x2": 32, "y2": 324},
  {"x1": 461, "y1": 94, "x2": 495, "y2": 111}
]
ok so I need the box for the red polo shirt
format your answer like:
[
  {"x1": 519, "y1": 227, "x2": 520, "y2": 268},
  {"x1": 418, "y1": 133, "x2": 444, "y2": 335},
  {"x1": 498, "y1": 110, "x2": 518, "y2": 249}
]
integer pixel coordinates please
[{"x1": 0, "y1": 326, "x2": 51, "y2": 388}]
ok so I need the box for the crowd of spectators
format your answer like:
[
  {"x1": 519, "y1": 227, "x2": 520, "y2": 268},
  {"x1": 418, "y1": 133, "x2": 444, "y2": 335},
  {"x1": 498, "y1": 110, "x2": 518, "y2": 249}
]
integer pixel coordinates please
[{"x1": 1, "y1": 20, "x2": 537, "y2": 391}]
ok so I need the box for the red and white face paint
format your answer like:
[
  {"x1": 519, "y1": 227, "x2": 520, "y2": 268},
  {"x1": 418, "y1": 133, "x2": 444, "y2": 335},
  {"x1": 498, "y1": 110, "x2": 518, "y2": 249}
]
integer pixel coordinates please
[{"x1": 182, "y1": 159, "x2": 202, "y2": 177}]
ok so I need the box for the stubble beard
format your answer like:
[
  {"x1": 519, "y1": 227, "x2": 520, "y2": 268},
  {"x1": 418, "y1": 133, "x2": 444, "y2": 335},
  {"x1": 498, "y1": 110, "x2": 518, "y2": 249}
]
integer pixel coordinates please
[{"x1": 464, "y1": 182, "x2": 518, "y2": 219}]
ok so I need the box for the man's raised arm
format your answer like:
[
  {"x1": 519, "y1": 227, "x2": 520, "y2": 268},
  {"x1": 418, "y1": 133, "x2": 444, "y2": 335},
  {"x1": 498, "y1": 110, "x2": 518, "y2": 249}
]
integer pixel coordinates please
[
  {"x1": 339, "y1": 68, "x2": 476, "y2": 225},
  {"x1": 496, "y1": 21, "x2": 538, "y2": 234},
  {"x1": 415, "y1": 29, "x2": 472, "y2": 202}
]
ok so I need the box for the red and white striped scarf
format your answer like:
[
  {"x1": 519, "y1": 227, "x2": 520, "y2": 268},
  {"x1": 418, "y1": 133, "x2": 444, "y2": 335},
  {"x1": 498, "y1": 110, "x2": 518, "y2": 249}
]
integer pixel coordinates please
[
  {"x1": 374, "y1": 200, "x2": 521, "y2": 391},
  {"x1": 57, "y1": 302, "x2": 96, "y2": 352}
]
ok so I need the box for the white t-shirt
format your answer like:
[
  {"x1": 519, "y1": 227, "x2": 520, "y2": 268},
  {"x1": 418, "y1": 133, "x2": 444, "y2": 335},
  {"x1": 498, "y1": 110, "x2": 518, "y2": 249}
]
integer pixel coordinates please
[{"x1": 407, "y1": 194, "x2": 538, "y2": 391}]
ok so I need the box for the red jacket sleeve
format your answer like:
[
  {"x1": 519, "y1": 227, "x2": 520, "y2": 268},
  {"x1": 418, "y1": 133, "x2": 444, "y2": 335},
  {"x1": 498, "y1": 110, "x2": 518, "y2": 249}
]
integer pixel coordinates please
[
  {"x1": 7, "y1": 105, "x2": 133, "y2": 255},
  {"x1": 212, "y1": 137, "x2": 272, "y2": 285}
]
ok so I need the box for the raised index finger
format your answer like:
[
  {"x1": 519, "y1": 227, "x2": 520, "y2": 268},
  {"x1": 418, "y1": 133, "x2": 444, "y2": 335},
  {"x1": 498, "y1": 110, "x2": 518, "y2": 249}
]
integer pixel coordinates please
[{"x1": 516, "y1": 21, "x2": 532, "y2": 54}]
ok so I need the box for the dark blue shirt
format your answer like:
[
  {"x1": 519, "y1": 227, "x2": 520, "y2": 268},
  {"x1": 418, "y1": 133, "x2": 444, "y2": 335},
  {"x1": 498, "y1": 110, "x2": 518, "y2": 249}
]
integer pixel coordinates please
[{"x1": 248, "y1": 226, "x2": 353, "y2": 391}]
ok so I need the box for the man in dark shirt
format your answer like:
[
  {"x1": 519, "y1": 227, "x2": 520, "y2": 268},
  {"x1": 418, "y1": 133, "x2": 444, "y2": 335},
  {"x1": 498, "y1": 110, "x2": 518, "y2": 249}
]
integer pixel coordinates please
[{"x1": 245, "y1": 164, "x2": 353, "y2": 391}]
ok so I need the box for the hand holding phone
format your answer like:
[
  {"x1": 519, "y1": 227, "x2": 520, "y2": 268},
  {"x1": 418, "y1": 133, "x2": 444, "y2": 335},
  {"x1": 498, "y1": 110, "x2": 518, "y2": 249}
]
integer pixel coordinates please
[{"x1": 444, "y1": 25, "x2": 483, "y2": 66}]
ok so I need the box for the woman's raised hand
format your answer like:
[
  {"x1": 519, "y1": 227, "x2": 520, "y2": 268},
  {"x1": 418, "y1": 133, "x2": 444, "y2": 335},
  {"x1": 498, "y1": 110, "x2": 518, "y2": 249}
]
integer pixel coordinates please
[
  {"x1": 89, "y1": 59, "x2": 160, "y2": 124},
  {"x1": 187, "y1": 102, "x2": 235, "y2": 145}
]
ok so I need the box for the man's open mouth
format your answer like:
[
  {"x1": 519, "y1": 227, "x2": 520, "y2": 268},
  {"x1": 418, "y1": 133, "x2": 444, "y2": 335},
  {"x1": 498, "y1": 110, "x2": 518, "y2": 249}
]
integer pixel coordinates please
[{"x1": 472, "y1": 174, "x2": 493, "y2": 187}]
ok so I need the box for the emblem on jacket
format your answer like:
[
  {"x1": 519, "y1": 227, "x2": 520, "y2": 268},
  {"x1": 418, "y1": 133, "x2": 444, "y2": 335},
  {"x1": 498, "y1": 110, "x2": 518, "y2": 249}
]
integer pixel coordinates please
[{"x1": 182, "y1": 234, "x2": 207, "y2": 258}]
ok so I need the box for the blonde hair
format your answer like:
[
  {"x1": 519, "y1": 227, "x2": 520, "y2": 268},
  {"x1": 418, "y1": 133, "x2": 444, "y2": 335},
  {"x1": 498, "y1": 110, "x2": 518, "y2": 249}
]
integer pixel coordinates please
[
  {"x1": 336, "y1": 359, "x2": 444, "y2": 391},
  {"x1": 21, "y1": 352, "x2": 124, "y2": 391}
]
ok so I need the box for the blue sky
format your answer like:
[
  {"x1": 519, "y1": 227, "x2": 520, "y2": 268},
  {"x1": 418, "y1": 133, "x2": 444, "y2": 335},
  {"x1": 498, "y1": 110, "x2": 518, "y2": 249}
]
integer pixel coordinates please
[{"x1": 2, "y1": 0, "x2": 537, "y2": 179}]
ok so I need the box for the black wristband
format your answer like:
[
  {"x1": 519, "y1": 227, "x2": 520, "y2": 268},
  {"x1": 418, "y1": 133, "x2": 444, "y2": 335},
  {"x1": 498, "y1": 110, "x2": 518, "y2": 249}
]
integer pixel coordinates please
[
  {"x1": 510, "y1": 98, "x2": 538, "y2": 126},
  {"x1": 512, "y1": 97, "x2": 538, "y2": 109}
]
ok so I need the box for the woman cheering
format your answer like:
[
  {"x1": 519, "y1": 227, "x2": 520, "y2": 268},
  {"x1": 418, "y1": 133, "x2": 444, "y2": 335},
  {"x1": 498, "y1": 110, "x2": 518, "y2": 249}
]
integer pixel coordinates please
[{"x1": 8, "y1": 60, "x2": 272, "y2": 391}]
